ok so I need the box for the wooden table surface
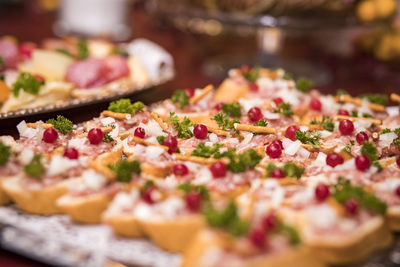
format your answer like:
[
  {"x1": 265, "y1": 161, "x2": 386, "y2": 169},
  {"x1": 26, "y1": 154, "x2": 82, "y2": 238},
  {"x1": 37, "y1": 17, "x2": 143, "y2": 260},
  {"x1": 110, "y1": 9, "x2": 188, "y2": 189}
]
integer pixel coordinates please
[{"x1": 0, "y1": 1, "x2": 399, "y2": 266}]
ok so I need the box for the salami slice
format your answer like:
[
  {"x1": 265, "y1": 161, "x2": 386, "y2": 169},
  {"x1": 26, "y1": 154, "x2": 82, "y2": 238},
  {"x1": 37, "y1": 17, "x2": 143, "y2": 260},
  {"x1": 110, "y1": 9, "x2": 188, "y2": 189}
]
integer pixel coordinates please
[
  {"x1": 0, "y1": 39, "x2": 19, "y2": 69},
  {"x1": 65, "y1": 58, "x2": 109, "y2": 88},
  {"x1": 103, "y1": 55, "x2": 130, "y2": 82}
]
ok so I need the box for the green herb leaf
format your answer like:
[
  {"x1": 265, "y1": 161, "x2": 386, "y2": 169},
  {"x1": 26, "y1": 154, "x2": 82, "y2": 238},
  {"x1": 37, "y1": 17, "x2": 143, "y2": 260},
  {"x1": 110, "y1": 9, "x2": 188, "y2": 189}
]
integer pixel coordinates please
[
  {"x1": 360, "y1": 94, "x2": 388, "y2": 106},
  {"x1": 46, "y1": 115, "x2": 73, "y2": 134},
  {"x1": 77, "y1": 39, "x2": 89, "y2": 60},
  {"x1": 372, "y1": 161, "x2": 383, "y2": 172},
  {"x1": 24, "y1": 154, "x2": 44, "y2": 179},
  {"x1": 191, "y1": 143, "x2": 223, "y2": 158},
  {"x1": 282, "y1": 162, "x2": 305, "y2": 179},
  {"x1": 0, "y1": 142, "x2": 11, "y2": 165},
  {"x1": 108, "y1": 99, "x2": 144, "y2": 114},
  {"x1": 336, "y1": 89, "x2": 349, "y2": 96},
  {"x1": 109, "y1": 159, "x2": 141, "y2": 183},
  {"x1": 212, "y1": 112, "x2": 240, "y2": 131},
  {"x1": 171, "y1": 90, "x2": 189, "y2": 109},
  {"x1": 253, "y1": 119, "x2": 268, "y2": 127},
  {"x1": 310, "y1": 115, "x2": 334, "y2": 132},
  {"x1": 103, "y1": 133, "x2": 114, "y2": 143},
  {"x1": 282, "y1": 72, "x2": 292, "y2": 81},
  {"x1": 265, "y1": 163, "x2": 277, "y2": 177},
  {"x1": 332, "y1": 177, "x2": 386, "y2": 215},
  {"x1": 393, "y1": 139, "x2": 400, "y2": 147},
  {"x1": 242, "y1": 67, "x2": 260, "y2": 83},
  {"x1": 157, "y1": 136, "x2": 165, "y2": 145},
  {"x1": 351, "y1": 110, "x2": 358, "y2": 117},
  {"x1": 361, "y1": 141, "x2": 378, "y2": 162},
  {"x1": 222, "y1": 103, "x2": 242, "y2": 118},
  {"x1": 169, "y1": 112, "x2": 193, "y2": 138},
  {"x1": 279, "y1": 223, "x2": 301, "y2": 245},
  {"x1": 295, "y1": 130, "x2": 321, "y2": 148},
  {"x1": 215, "y1": 148, "x2": 261, "y2": 173},
  {"x1": 55, "y1": 49, "x2": 72, "y2": 57},
  {"x1": 0, "y1": 55, "x2": 5, "y2": 70},
  {"x1": 362, "y1": 113, "x2": 372, "y2": 118},
  {"x1": 394, "y1": 128, "x2": 400, "y2": 135},
  {"x1": 177, "y1": 182, "x2": 209, "y2": 200},
  {"x1": 381, "y1": 128, "x2": 392, "y2": 134},
  {"x1": 12, "y1": 72, "x2": 43, "y2": 97},
  {"x1": 295, "y1": 77, "x2": 313, "y2": 93},
  {"x1": 344, "y1": 144, "x2": 352, "y2": 156},
  {"x1": 273, "y1": 102, "x2": 294, "y2": 117}
]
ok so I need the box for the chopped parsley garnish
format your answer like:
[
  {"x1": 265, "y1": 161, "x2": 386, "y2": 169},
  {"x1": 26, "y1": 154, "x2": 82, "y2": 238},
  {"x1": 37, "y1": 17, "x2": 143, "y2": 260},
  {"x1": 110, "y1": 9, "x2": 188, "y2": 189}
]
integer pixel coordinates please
[
  {"x1": 273, "y1": 102, "x2": 294, "y2": 117},
  {"x1": 169, "y1": 112, "x2": 193, "y2": 138},
  {"x1": 24, "y1": 154, "x2": 44, "y2": 179},
  {"x1": 55, "y1": 49, "x2": 72, "y2": 57},
  {"x1": 395, "y1": 128, "x2": 400, "y2": 135},
  {"x1": 46, "y1": 115, "x2": 73, "y2": 134},
  {"x1": 253, "y1": 119, "x2": 268, "y2": 127},
  {"x1": 336, "y1": 89, "x2": 349, "y2": 96},
  {"x1": 279, "y1": 223, "x2": 301, "y2": 245},
  {"x1": 372, "y1": 161, "x2": 383, "y2": 172},
  {"x1": 351, "y1": 110, "x2": 358, "y2": 117},
  {"x1": 177, "y1": 182, "x2": 209, "y2": 200},
  {"x1": 212, "y1": 112, "x2": 240, "y2": 131},
  {"x1": 109, "y1": 159, "x2": 141, "y2": 183},
  {"x1": 103, "y1": 133, "x2": 114, "y2": 143},
  {"x1": 266, "y1": 162, "x2": 305, "y2": 179},
  {"x1": 191, "y1": 143, "x2": 223, "y2": 158},
  {"x1": 12, "y1": 72, "x2": 43, "y2": 97},
  {"x1": 203, "y1": 201, "x2": 249, "y2": 236},
  {"x1": 360, "y1": 93, "x2": 388, "y2": 106},
  {"x1": 242, "y1": 67, "x2": 260, "y2": 82},
  {"x1": 156, "y1": 136, "x2": 165, "y2": 145},
  {"x1": 332, "y1": 177, "x2": 386, "y2": 215},
  {"x1": 295, "y1": 130, "x2": 321, "y2": 148},
  {"x1": 215, "y1": 148, "x2": 262, "y2": 173},
  {"x1": 108, "y1": 99, "x2": 144, "y2": 114},
  {"x1": 171, "y1": 90, "x2": 189, "y2": 109},
  {"x1": 381, "y1": 128, "x2": 392, "y2": 134},
  {"x1": 344, "y1": 144, "x2": 353, "y2": 156},
  {"x1": 282, "y1": 72, "x2": 292, "y2": 81},
  {"x1": 295, "y1": 77, "x2": 313, "y2": 93},
  {"x1": 0, "y1": 142, "x2": 11, "y2": 165},
  {"x1": 310, "y1": 115, "x2": 334, "y2": 132},
  {"x1": 361, "y1": 141, "x2": 378, "y2": 162},
  {"x1": 77, "y1": 39, "x2": 89, "y2": 60},
  {"x1": 0, "y1": 55, "x2": 5, "y2": 70},
  {"x1": 221, "y1": 103, "x2": 242, "y2": 117},
  {"x1": 362, "y1": 113, "x2": 372, "y2": 118},
  {"x1": 394, "y1": 139, "x2": 400, "y2": 147}
]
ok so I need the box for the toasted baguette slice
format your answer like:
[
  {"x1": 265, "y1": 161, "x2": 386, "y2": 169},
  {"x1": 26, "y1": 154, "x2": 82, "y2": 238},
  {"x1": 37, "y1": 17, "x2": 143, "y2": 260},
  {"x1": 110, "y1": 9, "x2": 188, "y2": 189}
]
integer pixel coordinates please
[
  {"x1": 181, "y1": 229, "x2": 326, "y2": 267},
  {"x1": 0, "y1": 181, "x2": 11, "y2": 205},
  {"x1": 102, "y1": 212, "x2": 144, "y2": 238},
  {"x1": 302, "y1": 216, "x2": 392, "y2": 265},
  {"x1": 214, "y1": 79, "x2": 248, "y2": 103},
  {"x1": 2, "y1": 176, "x2": 76, "y2": 215},
  {"x1": 387, "y1": 206, "x2": 400, "y2": 231},
  {"x1": 57, "y1": 193, "x2": 113, "y2": 224},
  {"x1": 138, "y1": 214, "x2": 206, "y2": 252}
]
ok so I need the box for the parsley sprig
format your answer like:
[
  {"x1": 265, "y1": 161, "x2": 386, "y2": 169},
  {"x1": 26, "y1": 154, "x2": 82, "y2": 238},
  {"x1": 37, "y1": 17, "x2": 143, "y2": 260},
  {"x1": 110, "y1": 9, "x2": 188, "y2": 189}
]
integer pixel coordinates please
[
  {"x1": 191, "y1": 143, "x2": 223, "y2": 158},
  {"x1": 241, "y1": 66, "x2": 260, "y2": 82},
  {"x1": 253, "y1": 119, "x2": 268, "y2": 127},
  {"x1": 24, "y1": 154, "x2": 44, "y2": 179},
  {"x1": 360, "y1": 94, "x2": 388, "y2": 106},
  {"x1": 46, "y1": 115, "x2": 73, "y2": 134},
  {"x1": 361, "y1": 141, "x2": 378, "y2": 162},
  {"x1": 177, "y1": 182, "x2": 210, "y2": 200},
  {"x1": 273, "y1": 102, "x2": 294, "y2": 117},
  {"x1": 103, "y1": 133, "x2": 114, "y2": 143},
  {"x1": 169, "y1": 112, "x2": 193, "y2": 138},
  {"x1": 332, "y1": 177, "x2": 386, "y2": 215},
  {"x1": 108, "y1": 99, "x2": 144, "y2": 114},
  {"x1": 0, "y1": 142, "x2": 11, "y2": 166},
  {"x1": 203, "y1": 201, "x2": 249, "y2": 236},
  {"x1": 310, "y1": 115, "x2": 334, "y2": 132},
  {"x1": 77, "y1": 39, "x2": 89, "y2": 60},
  {"x1": 212, "y1": 112, "x2": 240, "y2": 131},
  {"x1": 12, "y1": 72, "x2": 43, "y2": 97},
  {"x1": 109, "y1": 159, "x2": 141, "y2": 183},
  {"x1": 295, "y1": 77, "x2": 313, "y2": 93},
  {"x1": 295, "y1": 130, "x2": 321, "y2": 148},
  {"x1": 221, "y1": 103, "x2": 242, "y2": 118},
  {"x1": 266, "y1": 162, "x2": 305, "y2": 179},
  {"x1": 215, "y1": 148, "x2": 262, "y2": 173},
  {"x1": 171, "y1": 90, "x2": 189, "y2": 109}
]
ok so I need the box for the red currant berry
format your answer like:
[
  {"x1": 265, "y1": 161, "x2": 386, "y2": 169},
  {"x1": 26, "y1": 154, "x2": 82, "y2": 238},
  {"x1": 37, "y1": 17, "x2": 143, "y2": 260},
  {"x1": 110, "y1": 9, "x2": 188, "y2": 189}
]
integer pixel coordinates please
[
  {"x1": 315, "y1": 184, "x2": 330, "y2": 201},
  {"x1": 210, "y1": 161, "x2": 227, "y2": 178},
  {"x1": 88, "y1": 128, "x2": 104, "y2": 144},
  {"x1": 285, "y1": 125, "x2": 300, "y2": 141},
  {"x1": 193, "y1": 124, "x2": 208, "y2": 139},
  {"x1": 356, "y1": 132, "x2": 368, "y2": 145},
  {"x1": 395, "y1": 185, "x2": 400, "y2": 197},
  {"x1": 344, "y1": 199, "x2": 358, "y2": 215},
  {"x1": 249, "y1": 82, "x2": 259, "y2": 91},
  {"x1": 266, "y1": 143, "x2": 282, "y2": 159},
  {"x1": 241, "y1": 64, "x2": 251, "y2": 72},
  {"x1": 19, "y1": 42, "x2": 37, "y2": 59},
  {"x1": 215, "y1": 103, "x2": 223, "y2": 111},
  {"x1": 142, "y1": 187, "x2": 156, "y2": 204},
  {"x1": 272, "y1": 140, "x2": 283, "y2": 150},
  {"x1": 338, "y1": 109, "x2": 350, "y2": 116},
  {"x1": 63, "y1": 147, "x2": 79, "y2": 159},
  {"x1": 185, "y1": 88, "x2": 195, "y2": 97},
  {"x1": 310, "y1": 98, "x2": 322, "y2": 111},
  {"x1": 273, "y1": 97, "x2": 283, "y2": 105},
  {"x1": 270, "y1": 169, "x2": 285, "y2": 178},
  {"x1": 249, "y1": 228, "x2": 265, "y2": 248},
  {"x1": 339, "y1": 120, "x2": 354, "y2": 135},
  {"x1": 162, "y1": 136, "x2": 178, "y2": 154},
  {"x1": 248, "y1": 107, "x2": 263, "y2": 122},
  {"x1": 134, "y1": 127, "x2": 146, "y2": 139},
  {"x1": 355, "y1": 155, "x2": 370, "y2": 171},
  {"x1": 186, "y1": 191, "x2": 202, "y2": 211},
  {"x1": 173, "y1": 164, "x2": 189, "y2": 176},
  {"x1": 42, "y1": 128, "x2": 58, "y2": 143},
  {"x1": 397, "y1": 157, "x2": 400, "y2": 167},
  {"x1": 262, "y1": 214, "x2": 276, "y2": 232},
  {"x1": 326, "y1": 153, "x2": 344, "y2": 167}
]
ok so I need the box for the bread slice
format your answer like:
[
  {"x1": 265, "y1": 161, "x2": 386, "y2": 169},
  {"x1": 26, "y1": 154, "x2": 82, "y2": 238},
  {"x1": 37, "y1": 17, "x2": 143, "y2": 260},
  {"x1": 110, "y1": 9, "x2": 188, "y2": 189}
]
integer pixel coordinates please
[{"x1": 102, "y1": 212, "x2": 145, "y2": 238}]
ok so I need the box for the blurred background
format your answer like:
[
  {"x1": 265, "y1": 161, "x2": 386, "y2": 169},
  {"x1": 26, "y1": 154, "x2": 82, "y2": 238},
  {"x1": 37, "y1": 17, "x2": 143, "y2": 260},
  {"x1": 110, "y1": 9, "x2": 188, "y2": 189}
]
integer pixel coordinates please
[{"x1": 0, "y1": 0, "x2": 400, "y2": 98}]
